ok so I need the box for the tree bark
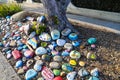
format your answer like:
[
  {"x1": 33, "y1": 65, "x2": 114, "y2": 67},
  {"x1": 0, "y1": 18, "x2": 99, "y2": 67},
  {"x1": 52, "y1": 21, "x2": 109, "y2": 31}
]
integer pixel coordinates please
[{"x1": 41, "y1": 0, "x2": 77, "y2": 32}]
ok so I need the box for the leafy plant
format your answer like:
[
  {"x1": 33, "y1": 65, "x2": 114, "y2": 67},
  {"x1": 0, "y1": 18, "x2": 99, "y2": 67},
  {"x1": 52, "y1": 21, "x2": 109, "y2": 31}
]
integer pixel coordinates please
[{"x1": 0, "y1": 3, "x2": 22, "y2": 17}]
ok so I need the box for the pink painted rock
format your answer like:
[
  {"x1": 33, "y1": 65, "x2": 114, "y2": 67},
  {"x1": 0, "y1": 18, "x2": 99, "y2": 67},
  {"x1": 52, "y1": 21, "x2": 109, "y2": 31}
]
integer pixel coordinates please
[
  {"x1": 24, "y1": 50, "x2": 34, "y2": 58},
  {"x1": 41, "y1": 66, "x2": 54, "y2": 80},
  {"x1": 12, "y1": 50, "x2": 22, "y2": 60},
  {"x1": 53, "y1": 76, "x2": 63, "y2": 80}
]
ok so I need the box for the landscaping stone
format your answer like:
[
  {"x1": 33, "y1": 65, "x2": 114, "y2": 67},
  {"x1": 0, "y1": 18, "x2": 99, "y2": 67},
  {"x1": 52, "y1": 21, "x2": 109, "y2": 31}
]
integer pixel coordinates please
[
  {"x1": 61, "y1": 28, "x2": 71, "y2": 36},
  {"x1": 53, "y1": 56, "x2": 62, "y2": 62},
  {"x1": 66, "y1": 71, "x2": 77, "y2": 80},
  {"x1": 62, "y1": 63, "x2": 73, "y2": 72},
  {"x1": 64, "y1": 43, "x2": 73, "y2": 50},
  {"x1": 56, "y1": 39, "x2": 66, "y2": 46},
  {"x1": 88, "y1": 76, "x2": 100, "y2": 80},
  {"x1": 88, "y1": 38, "x2": 97, "y2": 44},
  {"x1": 91, "y1": 68, "x2": 99, "y2": 77},
  {"x1": 24, "y1": 50, "x2": 34, "y2": 58},
  {"x1": 53, "y1": 69, "x2": 61, "y2": 76},
  {"x1": 51, "y1": 30, "x2": 60, "y2": 40},
  {"x1": 12, "y1": 50, "x2": 22, "y2": 60},
  {"x1": 25, "y1": 69, "x2": 37, "y2": 80},
  {"x1": 39, "y1": 33, "x2": 51, "y2": 41},
  {"x1": 35, "y1": 47, "x2": 47, "y2": 55},
  {"x1": 68, "y1": 33, "x2": 78, "y2": 40},
  {"x1": 17, "y1": 68, "x2": 25, "y2": 75},
  {"x1": 78, "y1": 68, "x2": 89, "y2": 77},
  {"x1": 53, "y1": 76, "x2": 63, "y2": 80},
  {"x1": 70, "y1": 50, "x2": 81, "y2": 59},
  {"x1": 69, "y1": 59, "x2": 77, "y2": 66},
  {"x1": 27, "y1": 37, "x2": 38, "y2": 49},
  {"x1": 15, "y1": 60, "x2": 23, "y2": 68},
  {"x1": 49, "y1": 62, "x2": 60, "y2": 69}
]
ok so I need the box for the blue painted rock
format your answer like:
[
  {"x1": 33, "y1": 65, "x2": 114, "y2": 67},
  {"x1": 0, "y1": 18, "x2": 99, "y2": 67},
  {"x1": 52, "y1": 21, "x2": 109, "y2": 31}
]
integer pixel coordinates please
[
  {"x1": 53, "y1": 56, "x2": 62, "y2": 62},
  {"x1": 91, "y1": 68, "x2": 99, "y2": 77},
  {"x1": 78, "y1": 68, "x2": 89, "y2": 77},
  {"x1": 35, "y1": 47, "x2": 47, "y2": 55},
  {"x1": 66, "y1": 71, "x2": 77, "y2": 80},
  {"x1": 49, "y1": 62, "x2": 60, "y2": 69},
  {"x1": 51, "y1": 30, "x2": 60, "y2": 40},
  {"x1": 72, "y1": 41, "x2": 80, "y2": 47},
  {"x1": 61, "y1": 51, "x2": 69, "y2": 56},
  {"x1": 41, "y1": 66, "x2": 54, "y2": 80},
  {"x1": 51, "y1": 41, "x2": 57, "y2": 47},
  {"x1": 12, "y1": 50, "x2": 22, "y2": 60},
  {"x1": 5, "y1": 42, "x2": 10, "y2": 47},
  {"x1": 64, "y1": 43, "x2": 73, "y2": 50},
  {"x1": 42, "y1": 54, "x2": 51, "y2": 61},
  {"x1": 70, "y1": 50, "x2": 81, "y2": 59},
  {"x1": 34, "y1": 64, "x2": 42, "y2": 71},
  {"x1": 89, "y1": 76, "x2": 100, "y2": 80},
  {"x1": 22, "y1": 45, "x2": 28, "y2": 49},
  {"x1": 0, "y1": 42, "x2": 4, "y2": 47},
  {"x1": 17, "y1": 46, "x2": 23, "y2": 51},
  {"x1": 27, "y1": 37, "x2": 38, "y2": 49},
  {"x1": 51, "y1": 50, "x2": 59, "y2": 56},
  {"x1": 17, "y1": 40, "x2": 24, "y2": 46},
  {"x1": 88, "y1": 38, "x2": 97, "y2": 44},
  {"x1": 39, "y1": 33, "x2": 51, "y2": 41},
  {"x1": 62, "y1": 63, "x2": 73, "y2": 72},
  {"x1": 68, "y1": 33, "x2": 78, "y2": 41},
  {"x1": 4, "y1": 32, "x2": 10, "y2": 38},
  {"x1": 29, "y1": 31, "x2": 36, "y2": 39},
  {"x1": 15, "y1": 60, "x2": 23, "y2": 68},
  {"x1": 61, "y1": 28, "x2": 71, "y2": 36},
  {"x1": 37, "y1": 16, "x2": 46, "y2": 23},
  {"x1": 56, "y1": 39, "x2": 66, "y2": 46},
  {"x1": 17, "y1": 21, "x2": 22, "y2": 27},
  {"x1": 6, "y1": 50, "x2": 12, "y2": 54},
  {"x1": 25, "y1": 69, "x2": 37, "y2": 80},
  {"x1": 24, "y1": 50, "x2": 34, "y2": 58}
]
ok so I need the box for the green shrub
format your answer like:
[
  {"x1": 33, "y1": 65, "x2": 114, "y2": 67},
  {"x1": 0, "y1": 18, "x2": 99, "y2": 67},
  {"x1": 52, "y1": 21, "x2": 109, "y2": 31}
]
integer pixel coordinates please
[{"x1": 0, "y1": 3, "x2": 22, "y2": 17}]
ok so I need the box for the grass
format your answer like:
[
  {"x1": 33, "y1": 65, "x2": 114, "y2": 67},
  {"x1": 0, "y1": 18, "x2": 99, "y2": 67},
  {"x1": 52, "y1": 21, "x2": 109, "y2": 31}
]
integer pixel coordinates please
[{"x1": 0, "y1": 3, "x2": 23, "y2": 17}]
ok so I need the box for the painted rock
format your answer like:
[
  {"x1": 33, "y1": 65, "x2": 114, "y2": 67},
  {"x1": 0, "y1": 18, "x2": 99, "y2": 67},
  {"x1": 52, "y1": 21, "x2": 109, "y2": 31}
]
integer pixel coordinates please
[
  {"x1": 88, "y1": 38, "x2": 97, "y2": 44},
  {"x1": 52, "y1": 41, "x2": 57, "y2": 48},
  {"x1": 64, "y1": 43, "x2": 73, "y2": 50},
  {"x1": 17, "y1": 21, "x2": 22, "y2": 27},
  {"x1": 68, "y1": 33, "x2": 78, "y2": 41},
  {"x1": 17, "y1": 68, "x2": 25, "y2": 74},
  {"x1": 61, "y1": 28, "x2": 71, "y2": 36},
  {"x1": 37, "y1": 16, "x2": 46, "y2": 23},
  {"x1": 42, "y1": 54, "x2": 51, "y2": 61},
  {"x1": 4, "y1": 32, "x2": 10, "y2": 39},
  {"x1": 39, "y1": 33, "x2": 51, "y2": 41},
  {"x1": 27, "y1": 37, "x2": 38, "y2": 49},
  {"x1": 61, "y1": 51, "x2": 69, "y2": 56},
  {"x1": 22, "y1": 57, "x2": 27, "y2": 62},
  {"x1": 69, "y1": 59, "x2": 77, "y2": 66},
  {"x1": 24, "y1": 50, "x2": 34, "y2": 58},
  {"x1": 70, "y1": 50, "x2": 81, "y2": 59},
  {"x1": 37, "y1": 77, "x2": 44, "y2": 80},
  {"x1": 12, "y1": 50, "x2": 21, "y2": 60},
  {"x1": 51, "y1": 50, "x2": 59, "y2": 56},
  {"x1": 23, "y1": 66, "x2": 28, "y2": 71},
  {"x1": 41, "y1": 42, "x2": 48, "y2": 47},
  {"x1": 79, "y1": 61, "x2": 86, "y2": 67},
  {"x1": 53, "y1": 69, "x2": 61, "y2": 76},
  {"x1": 25, "y1": 69, "x2": 37, "y2": 80},
  {"x1": 34, "y1": 64, "x2": 42, "y2": 71},
  {"x1": 53, "y1": 76, "x2": 63, "y2": 80},
  {"x1": 72, "y1": 41, "x2": 80, "y2": 47},
  {"x1": 48, "y1": 44, "x2": 54, "y2": 50},
  {"x1": 78, "y1": 68, "x2": 89, "y2": 77},
  {"x1": 60, "y1": 71, "x2": 66, "y2": 77},
  {"x1": 53, "y1": 56, "x2": 62, "y2": 62},
  {"x1": 91, "y1": 68, "x2": 99, "y2": 77},
  {"x1": 41, "y1": 66, "x2": 54, "y2": 80},
  {"x1": 22, "y1": 45, "x2": 28, "y2": 49},
  {"x1": 49, "y1": 62, "x2": 60, "y2": 69},
  {"x1": 34, "y1": 56, "x2": 41, "y2": 61},
  {"x1": 15, "y1": 60, "x2": 23, "y2": 68},
  {"x1": 29, "y1": 31, "x2": 36, "y2": 39},
  {"x1": 23, "y1": 24, "x2": 31, "y2": 35},
  {"x1": 26, "y1": 59, "x2": 34, "y2": 67},
  {"x1": 36, "y1": 60, "x2": 43, "y2": 66},
  {"x1": 66, "y1": 71, "x2": 77, "y2": 80},
  {"x1": 87, "y1": 52, "x2": 97, "y2": 60},
  {"x1": 0, "y1": 42, "x2": 4, "y2": 47},
  {"x1": 51, "y1": 30, "x2": 60, "y2": 40},
  {"x1": 56, "y1": 39, "x2": 66, "y2": 46},
  {"x1": 35, "y1": 47, "x2": 47, "y2": 55},
  {"x1": 6, "y1": 50, "x2": 12, "y2": 54},
  {"x1": 10, "y1": 40, "x2": 17, "y2": 47},
  {"x1": 17, "y1": 46, "x2": 23, "y2": 51},
  {"x1": 91, "y1": 44, "x2": 96, "y2": 48},
  {"x1": 6, "y1": 53, "x2": 12, "y2": 59},
  {"x1": 88, "y1": 76, "x2": 100, "y2": 80},
  {"x1": 62, "y1": 63, "x2": 73, "y2": 72}
]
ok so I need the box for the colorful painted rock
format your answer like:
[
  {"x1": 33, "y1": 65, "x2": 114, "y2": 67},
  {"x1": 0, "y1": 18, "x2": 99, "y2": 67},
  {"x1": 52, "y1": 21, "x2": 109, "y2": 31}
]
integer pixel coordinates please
[
  {"x1": 12, "y1": 50, "x2": 21, "y2": 60},
  {"x1": 7, "y1": 53, "x2": 12, "y2": 59},
  {"x1": 29, "y1": 31, "x2": 36, "y2": 39},
  {"x1": 39, "y1": 33, "x2": 51, "y2": 41},
  {"x1": 34, "y1": 64, "x2": 42, "y2": 71},
  {"x1": 41, "y1": 42, "x2": 48, "y2": 47},
  {"x1": 49, "y1": 62, "x2": 60, "y2": 69},
  {"x1": 62, "y1": 63, "x2": 73, "y2": 72},
  {"x1": 51, "y1": 30, "x2": 60, "y2": 40},
  {"x1": 53, "y1": 76, "x2": 63, "y2": 80},
  {"x1": 26, "y1": 59, "x2": 34, "y2": 67},
  {"x1": 51, "y1": 50, "x2": 59, "y2": 56},
  {"x1": 25, "y1": 69, "x2": 37, "y2": 80},
  {"x1": 66, "y1": 71, "x2": 77, "y2": 80},
  {"x1": 42, "y1": 54, "x2": 51, "y2": 61},
  {"x1": 53, "y1": 56, "x2": 62, "y2": 62},
  {"x1": 68, "y1": 33, "x2": 78, "y2": 41},
  {"x1": 69, "y1": 59, "x2": 77, "y2": 66},
  {"x1": 53, "y1": 69, "x2": 61, "y2": 76},
  {"x1": 15, "y1": 60, "x2": 23, "y2": 68},
  {"x1": 87, "y1": 52, "x2": 97, "y2": 60},
  {"x1": 10, "y1": 40, "x2": 17, "y2": 47},
  {"x1": 88, "y1": 76, "x2": 100, "y2": 80},
  {"x1": 64, "y1": 43, "x2": 73, "y2": 50},
  {"x1": 78, "y1": 68, "x2": 89, "y2": 77},
  {"x1": 61, "y1": 28, "x2": 71, "y2": 36},
  {"x1": 41, "y1": 66, "x2": 54, "y2": 80},
  {"x1": 72, "y1": 41, "x2": 80, "y2": 47},
  {"x1": 0, "y1": 42, "x2": 4, "y2": 47},
  {"x1": 56, "y1": 39, "x2": 66, "y2": 46},
  {"x1": 62, "y1": 51, "x2": 69, "y2": 56},
  {"x1": 37, "y1": 16, "x2": 46, "y2": 23},
  {"x1": 35, "y1": 47, "x2": 47, "y2": 55},
  {"x1": 70, "y1": 50, "x2": 81, "y2": 59},
  {"x1": 79, "y1": 61, "x2": 86, "y2": 67},
  {"x1": 91, "y1": 68, "x2": 99, "y2": 77},
  {"x1": 88, "y1": 38, "x2": 97, "y2": 44},
  {"x1": 27, "y1": 37, "x2": 38, "y2": 49},
  {"x1": 24, "y1": 50, "x2": 34, "y2": 58}
]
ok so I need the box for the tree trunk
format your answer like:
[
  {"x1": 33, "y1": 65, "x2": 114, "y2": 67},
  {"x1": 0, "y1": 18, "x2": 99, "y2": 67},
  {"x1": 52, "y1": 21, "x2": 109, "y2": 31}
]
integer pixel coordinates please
[{"x1": 41, "y1": 0, "x2": 77, "y2": 32}]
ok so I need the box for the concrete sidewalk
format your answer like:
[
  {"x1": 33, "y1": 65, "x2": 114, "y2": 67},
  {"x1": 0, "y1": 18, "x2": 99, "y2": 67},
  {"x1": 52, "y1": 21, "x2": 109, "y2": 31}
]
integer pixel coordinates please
[{"x1": 22, "y1": 2, "x2": 120, "y2": 34}]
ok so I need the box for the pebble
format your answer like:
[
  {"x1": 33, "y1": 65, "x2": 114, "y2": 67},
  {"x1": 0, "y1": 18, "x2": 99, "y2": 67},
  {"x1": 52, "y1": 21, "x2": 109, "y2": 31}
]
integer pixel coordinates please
[
  {"x1": 68, "y1": 33, "x2": 78, "y2": 41},
  {"x1": 56, "y1": 39, "x2": 66, "y2": 46},
  {"x1": 41, "y1": 67, "x2": 54, "y2": 80},
  {"x1": 23, "y1": 66, "x2": 28, "y2": 71},
  {"x1": 22, "y1": 57, "x2": 27, "y2": 62},
  {"x1": 37, "y1": 77, "x2": 44, "y2": 80},
  {"x1": 79, "y1": 61, "x2": 86, "y2": 67},
  {"x1": 53, "y1": 76, "x2": 63, "y2": 80},
  {"x1": 39, "y1": 33, "x2": 51, "y2": 41},
  {"x1": 80, "y1": 45, "x2": 85, "y2": 49},
  {"x1": 24, "y1": 50, "x2": 34, "y2": 58},
  {"x1": 41, "y1": 42, "x2": 48, "y2": 47},
  {"x1": 78, "y1": 68, "x2": 89, "y2": 77},
  {"x1": 64, "y1": 43, "x2": 73, "y2": 50},
  {"x1": 25, "y1": 69, "x2": 37, "y2": 80},
  {"x1": 51, "y1": 50, "x2": 59, "y2": 56},
  {"x1": 91, "y1": 68, "x2": 99, "y2": 77},
  {"x1": 61, "y1": 50, "x2": 69, "y2": 56},
  {"x1": 12, "y1": 50, "x2": 22, "y2": 60},
  {"x1": 51, "y1": 29, "x2": 60, "y2": 40},
  {"x1": 34, "y1": 64, "x2": 42, "y2": 71},
  {"x1": 10, "y1": 40, "x2": 17, "y2": 47},
  {"x1": 29, "y1": 31, "x2": 36, "y2": 39},
  {"x1": 26, "y1": 59, "x2": 34, "y2": 67},
  {"x1": 87, "y1": 52, "x2": 97, "y2": 60},
  {"x1": 53, "y1": 56, "x2": 62, "y2": 62},
  {"x1": 27, "y1": 37, "x2": 38, "y2": 49},
  {"x1": 53, "y1": 69, "x2": 61, "y2": 76},
  {"x1": 69, "y1": 59, "x2": 77, "y2": 66},
  {"x1": 60, "y1": 71, "x2": 66, "y2": 77},
  {"x1": 62, "y1": 63, "x2": 73, "y2": 72},
  {"x1": 42, "y1": 54, "x2": 51, "y2": 61},
  {"x1": 15, "y1": 60, "x2": 23, "y2": 68},
  {"x1": 37, "y1": 16, "x2": 46, "y2": 23},
  {"x1": 70, "y1": 50, "x2": 81, "y2": 59},
  {"x1": 61, "y1": 28, "x2": 71, "y2": 36},
  {"x1": 88, "y1": 76, "x2": 100, "y2": 80},
  {"x1": 34, "y1": 56, "x2": 41, "y2": 61},
  {"x1": 66, "y1": 71, "x2": 77, "y2": 80},
  {"x1": 35, "y1": 60, "x2": 44, "y2": 66},
  {"x1": 72, "y1": 41, "x2": 80, "y2": 47},
  {"x1": 35, "y1": 47, "x2": 47, "y2": 55},
  {"x1": 49, "y1": 62, "x2": 60, "y2": 69},
  {"x1": 17, "y1": 68, "x2": 25, "y2": 74},
  {"x1": 88, "y1": 38, "x2": 97, "y2": 44},
  {"x1": 6, "y1": 53, "x2": 12, "y2": 59}
]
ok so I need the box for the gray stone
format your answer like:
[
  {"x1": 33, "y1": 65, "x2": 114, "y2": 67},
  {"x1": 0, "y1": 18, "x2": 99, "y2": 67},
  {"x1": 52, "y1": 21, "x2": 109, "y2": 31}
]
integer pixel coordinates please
[{"x1": 49, "y1": 62, "x2": 60, "y2": 69}]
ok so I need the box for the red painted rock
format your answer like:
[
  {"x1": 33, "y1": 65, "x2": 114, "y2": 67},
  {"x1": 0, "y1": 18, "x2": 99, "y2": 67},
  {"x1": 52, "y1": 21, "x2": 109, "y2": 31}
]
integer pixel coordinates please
[
  {"x1": 12, "y1": 50, "x2": 22, "y2": 60},
  {"x1": 41, "y1": 66, "x2": 54, "y2": 80},
  {"x1": 53, "y1": 76, "x2": 63, "y2": 80},
  {"x1": 24, "y1": 50, "x2": 34, "y2": 58}
]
